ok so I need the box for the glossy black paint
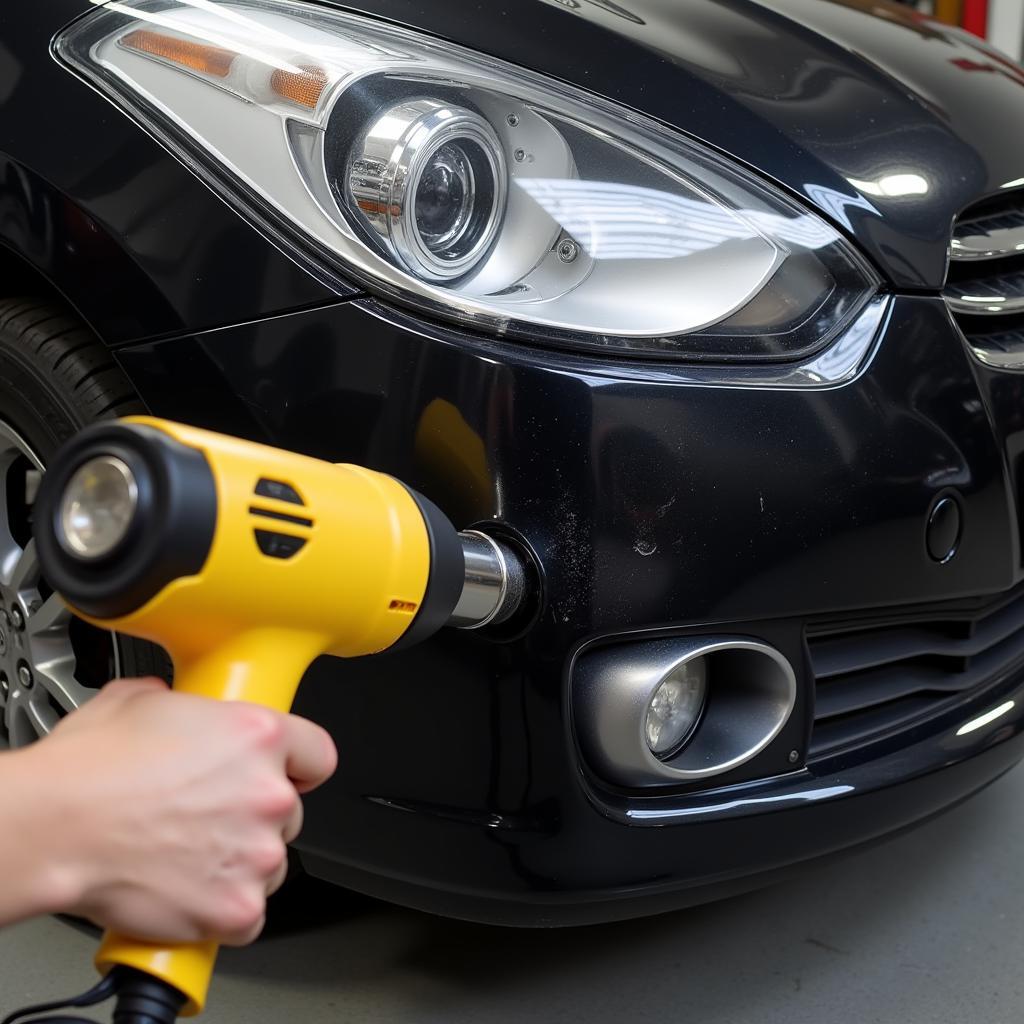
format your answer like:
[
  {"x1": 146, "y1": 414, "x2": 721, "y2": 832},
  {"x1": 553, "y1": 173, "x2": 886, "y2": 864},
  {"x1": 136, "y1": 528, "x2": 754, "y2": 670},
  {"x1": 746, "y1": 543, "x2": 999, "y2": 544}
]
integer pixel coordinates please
[
  {"x1": 0, "y1": 1, "x2": 347, "y2": 346},
  {"x1": 117, "y1": 296, "x2": 1020, "y2": 618},
  {"x1": 113, "y1": 291, "x2": 1024, "y2": 920},
  {"x1": 5, "y1": 0, "x2": 1024, "y2": 922}
]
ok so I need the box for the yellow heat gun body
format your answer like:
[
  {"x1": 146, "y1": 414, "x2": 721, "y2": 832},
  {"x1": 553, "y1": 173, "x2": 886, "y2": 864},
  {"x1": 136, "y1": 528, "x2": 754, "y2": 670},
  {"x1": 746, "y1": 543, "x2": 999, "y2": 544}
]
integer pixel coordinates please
[{"x1": 31, "y1": 417, "x2": 529, "y2": 1021}]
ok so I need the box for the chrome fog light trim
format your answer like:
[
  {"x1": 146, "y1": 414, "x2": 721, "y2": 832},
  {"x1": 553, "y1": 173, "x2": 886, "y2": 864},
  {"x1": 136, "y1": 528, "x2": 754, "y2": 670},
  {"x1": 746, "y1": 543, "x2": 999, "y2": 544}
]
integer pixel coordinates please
[{"x1": 573, "y1": 637, "x2": 797, "y2": 787}]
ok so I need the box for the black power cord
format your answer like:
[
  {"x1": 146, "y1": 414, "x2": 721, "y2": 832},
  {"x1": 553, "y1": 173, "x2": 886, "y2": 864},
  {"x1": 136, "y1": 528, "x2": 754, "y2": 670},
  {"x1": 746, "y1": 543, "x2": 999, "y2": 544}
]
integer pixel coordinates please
[
  {"x1": 12, "y1": 1016, "x2": 103, "y2": 1024},
  {"x1": 4, "y1": 968, "x2": 187, "y2": 1024},
  {"x1": 2, "y1": 972, "x2": 120, "y2": 1024}
]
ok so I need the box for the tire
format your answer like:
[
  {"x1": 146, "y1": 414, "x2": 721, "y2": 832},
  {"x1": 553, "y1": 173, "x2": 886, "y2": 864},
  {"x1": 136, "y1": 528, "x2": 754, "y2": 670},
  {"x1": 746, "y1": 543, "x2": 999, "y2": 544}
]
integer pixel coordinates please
[{"x1": 0, "y1": 296, "x2": 169, "y2": 747}]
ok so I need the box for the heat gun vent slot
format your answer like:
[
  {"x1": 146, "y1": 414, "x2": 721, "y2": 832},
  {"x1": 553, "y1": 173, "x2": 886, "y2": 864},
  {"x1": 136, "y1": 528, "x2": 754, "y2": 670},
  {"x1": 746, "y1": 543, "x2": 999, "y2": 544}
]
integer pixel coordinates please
[
  {"x1": 248, "y1": 505, "x2": 313, "y2": 527},
  {"x1": 254, "y1": 530, "x2": 307, "y2": 559},
  {"x1": 255, "y1": 477, "x2": 305, "y2": 505},
  {"x1": 250, "y1": 478, "x2": 313, "y2": 560}
]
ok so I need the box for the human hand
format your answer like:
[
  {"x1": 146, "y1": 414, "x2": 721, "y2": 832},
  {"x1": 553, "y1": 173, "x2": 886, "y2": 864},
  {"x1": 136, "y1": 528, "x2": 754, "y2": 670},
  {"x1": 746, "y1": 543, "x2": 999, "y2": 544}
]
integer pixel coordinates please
[{"x1": 22, "y1": 677, "x2": 337, "y2": 945}]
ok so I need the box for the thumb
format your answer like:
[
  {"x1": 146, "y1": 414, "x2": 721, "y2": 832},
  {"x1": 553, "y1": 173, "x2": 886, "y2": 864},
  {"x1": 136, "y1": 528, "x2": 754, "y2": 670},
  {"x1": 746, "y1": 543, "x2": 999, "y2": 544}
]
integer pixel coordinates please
[{"x1": 99, "y1": 676, "x2": 171, "y2": 700}]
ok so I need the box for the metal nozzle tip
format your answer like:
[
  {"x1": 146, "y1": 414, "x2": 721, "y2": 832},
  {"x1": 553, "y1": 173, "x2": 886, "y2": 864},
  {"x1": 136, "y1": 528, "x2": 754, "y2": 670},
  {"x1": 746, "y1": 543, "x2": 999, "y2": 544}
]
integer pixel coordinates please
[{"x1": 449, "y1": 531, "x2": 529, "y2": 629}]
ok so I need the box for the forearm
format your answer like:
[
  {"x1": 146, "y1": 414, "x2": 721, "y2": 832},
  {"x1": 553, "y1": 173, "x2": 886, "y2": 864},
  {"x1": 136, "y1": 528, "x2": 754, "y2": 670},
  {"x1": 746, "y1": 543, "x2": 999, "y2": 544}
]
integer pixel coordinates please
[{"x1": 0, "y1": 745, "x2": 82, "y2": 926}]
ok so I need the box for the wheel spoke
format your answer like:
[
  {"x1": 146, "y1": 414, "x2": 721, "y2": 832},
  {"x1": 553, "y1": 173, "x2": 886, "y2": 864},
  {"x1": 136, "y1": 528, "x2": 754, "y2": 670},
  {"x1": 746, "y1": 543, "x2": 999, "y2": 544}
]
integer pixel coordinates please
[
  {"x1": 0, "y1": 444, "x2": 29, "y2": 588},
  {"x1": 0, "y1": 519, "x2": 20, "y2": 590},
  {"x1": 26, "y1": 590, "x2": 71, "y2": 638},
  {"x1": 24, "y1": 694, "x2": 60, "y2": 737},
  {"x1": 32, "y1": 655, "x2": 93, "y2": 715},
  {"x1": 7, "y1": 537, "x2": 41, "y2": 595},
  {"x1": 23, "y1": 594, "x2": 93, "y2": 721},
  {"x1": 29, "y1": 592, "x2": 97, "y2": 714}
]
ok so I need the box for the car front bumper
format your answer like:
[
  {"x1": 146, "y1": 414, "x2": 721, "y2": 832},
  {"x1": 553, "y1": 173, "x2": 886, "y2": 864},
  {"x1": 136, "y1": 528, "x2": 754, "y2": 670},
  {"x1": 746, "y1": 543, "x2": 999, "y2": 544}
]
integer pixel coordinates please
[{"x1": 114, "y1": 290, "x2": 1024, "y2": 923}]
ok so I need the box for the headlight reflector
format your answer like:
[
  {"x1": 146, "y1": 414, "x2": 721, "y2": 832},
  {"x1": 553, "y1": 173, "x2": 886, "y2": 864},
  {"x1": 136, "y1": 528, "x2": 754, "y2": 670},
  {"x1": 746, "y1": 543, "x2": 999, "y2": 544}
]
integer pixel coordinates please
[
  {"x1": 348, "y1": 99, "x2": 506, "y2": 282},
  {"x1": 56, "y1": 0, "x2": 878, "y2": 358}
]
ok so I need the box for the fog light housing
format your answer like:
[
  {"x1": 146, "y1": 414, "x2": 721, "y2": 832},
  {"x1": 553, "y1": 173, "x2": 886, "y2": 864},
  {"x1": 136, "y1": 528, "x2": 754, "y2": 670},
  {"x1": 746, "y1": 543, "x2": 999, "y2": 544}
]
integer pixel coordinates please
[
  {"x1": 645, "y1": 659, "x2": 706, "y2": 757},
  {"x1": 573, "y1": 637, "x2": 797, "y2": 787},
  {"x1": 58, "y1": 455, "x2": 139, "y2": 560}
]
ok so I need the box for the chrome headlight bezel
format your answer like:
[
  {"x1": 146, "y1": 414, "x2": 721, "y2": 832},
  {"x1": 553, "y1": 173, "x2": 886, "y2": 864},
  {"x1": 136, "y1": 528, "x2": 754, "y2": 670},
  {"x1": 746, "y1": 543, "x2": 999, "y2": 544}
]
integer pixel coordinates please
[
  {"x1": 346, "y1": 98, "x2": 508, "y2": 282},
  {"x1": 54, "y1": 0, "x2": 880, "y2": 361}
]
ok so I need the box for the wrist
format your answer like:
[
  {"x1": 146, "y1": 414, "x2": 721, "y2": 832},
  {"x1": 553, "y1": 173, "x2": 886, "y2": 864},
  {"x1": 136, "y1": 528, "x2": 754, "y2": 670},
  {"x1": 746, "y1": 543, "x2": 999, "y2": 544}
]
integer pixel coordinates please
[{"x1": 0, "y1": 743, "x2": 89, "y2": 919}]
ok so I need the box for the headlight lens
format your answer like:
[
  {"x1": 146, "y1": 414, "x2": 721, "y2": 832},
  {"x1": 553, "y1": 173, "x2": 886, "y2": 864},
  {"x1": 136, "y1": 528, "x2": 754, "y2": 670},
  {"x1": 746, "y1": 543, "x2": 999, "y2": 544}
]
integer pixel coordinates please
[
  {"x1": 350, "y1": 99, "x2": 507, "y2": 282},
  {"x1": 57, "y1": 0, "x2": 878, "y2": 358}
]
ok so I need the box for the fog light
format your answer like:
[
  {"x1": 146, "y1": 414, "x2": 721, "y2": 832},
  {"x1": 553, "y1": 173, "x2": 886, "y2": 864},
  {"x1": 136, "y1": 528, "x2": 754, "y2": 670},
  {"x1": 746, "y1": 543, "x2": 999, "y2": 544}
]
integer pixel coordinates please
[
  {"x1": 574, "y1": 637, "x2": 797, "y2": 786},
  {"x1": 645, "y1": 658, "x2": 707, "y2": 757},
  {"x1": 58, "y1": 455, "x2": 138, "y2": 560}
]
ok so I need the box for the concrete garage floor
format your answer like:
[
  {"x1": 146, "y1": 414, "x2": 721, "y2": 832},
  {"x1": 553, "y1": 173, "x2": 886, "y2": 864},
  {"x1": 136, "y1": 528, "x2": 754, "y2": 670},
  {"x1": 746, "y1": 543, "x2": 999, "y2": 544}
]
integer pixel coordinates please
[{"x1": 2, "y1": 765, "x2": 1022, "y2": 1024}]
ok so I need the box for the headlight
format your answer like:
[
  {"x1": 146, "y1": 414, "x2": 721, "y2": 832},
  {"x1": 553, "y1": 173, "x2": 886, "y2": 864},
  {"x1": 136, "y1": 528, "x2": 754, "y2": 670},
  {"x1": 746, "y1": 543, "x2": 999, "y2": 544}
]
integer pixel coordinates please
[
  {"x1": 350, "y1": 99, "x2": 507, "y2": 282},
  {"x1": 56, "y1": 0, "x2": 878, "y2": 358}
]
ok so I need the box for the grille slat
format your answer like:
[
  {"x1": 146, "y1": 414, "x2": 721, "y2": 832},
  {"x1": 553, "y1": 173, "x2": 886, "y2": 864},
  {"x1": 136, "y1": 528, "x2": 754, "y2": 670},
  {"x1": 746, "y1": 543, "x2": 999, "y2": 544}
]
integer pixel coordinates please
[
  {"x1": 945, "y1": 192, "x2": 1024, "y2": 364},
  {"x1": 809, "y1": 697, "x2": 939, "y2": 754},
  {"x1": 811, "y1": 589, "x2": 1024, "y2": 678},
  {"x1": 807, "y1": 586, "x2": 1024, "y2": 756},
  {"x1": 815, "y1": 625, "x2": 1024, "y2": 719},
  {"x1": 951, "y1": 200, "x2": 1024, "y2": 262},
  {"x1": 945, "y1": 266, "x2": 1024, "y2": 315}
]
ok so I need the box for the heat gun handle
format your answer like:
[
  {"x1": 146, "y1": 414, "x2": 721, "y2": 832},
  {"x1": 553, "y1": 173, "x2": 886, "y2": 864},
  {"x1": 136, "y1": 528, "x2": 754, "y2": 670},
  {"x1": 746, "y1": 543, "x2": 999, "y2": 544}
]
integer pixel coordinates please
[{"x1": 95, "y1": 629, "x2": 327, "y2": 1017}]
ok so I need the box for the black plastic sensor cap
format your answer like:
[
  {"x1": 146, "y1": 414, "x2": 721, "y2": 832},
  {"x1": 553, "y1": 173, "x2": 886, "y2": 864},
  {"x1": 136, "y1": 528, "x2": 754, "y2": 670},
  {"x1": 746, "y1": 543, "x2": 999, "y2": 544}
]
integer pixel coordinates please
[
  {"x1": 33, "y1": 422, "x2": 217, "y2": 620},
  {"x1": 926, "y1": 494, "x2": 962, "y2": 563}
]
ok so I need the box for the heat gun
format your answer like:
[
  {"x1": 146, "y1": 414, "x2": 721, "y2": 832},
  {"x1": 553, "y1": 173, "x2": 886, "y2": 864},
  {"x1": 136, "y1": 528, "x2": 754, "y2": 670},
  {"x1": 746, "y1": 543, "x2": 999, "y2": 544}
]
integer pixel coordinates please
[{"x1": 20, "y1": 416, "x2": 531, "y2": 1024}]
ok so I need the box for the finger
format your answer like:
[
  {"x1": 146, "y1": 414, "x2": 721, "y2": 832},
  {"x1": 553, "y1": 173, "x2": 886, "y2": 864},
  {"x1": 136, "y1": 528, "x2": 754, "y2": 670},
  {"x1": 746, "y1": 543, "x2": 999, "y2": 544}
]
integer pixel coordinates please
[
  {"x1": 96, "y1": 677, "x2": 170, "y2": 705},
  {"x1": 265, "y1": 855, "x2": 290, "y2": 897},
  {"x1": 220, "y1": 910, "x2": 267, "y2": 948},
  {"x1": 281, "y1": 794, "x2": 303, "y2": 845},
  {"x1": 280, "y1": 716, "x2": 338, "y2": 793},
  {"x1": 102, "y1": 676, "x2": 169, "y2": 697}
]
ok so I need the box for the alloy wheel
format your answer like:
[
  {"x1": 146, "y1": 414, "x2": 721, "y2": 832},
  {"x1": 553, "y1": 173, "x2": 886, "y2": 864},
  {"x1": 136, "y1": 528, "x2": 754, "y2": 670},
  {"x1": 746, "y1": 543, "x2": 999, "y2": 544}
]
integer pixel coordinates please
[{"x1": 0, "y1": 420, "x2": 117, "y2": 747}]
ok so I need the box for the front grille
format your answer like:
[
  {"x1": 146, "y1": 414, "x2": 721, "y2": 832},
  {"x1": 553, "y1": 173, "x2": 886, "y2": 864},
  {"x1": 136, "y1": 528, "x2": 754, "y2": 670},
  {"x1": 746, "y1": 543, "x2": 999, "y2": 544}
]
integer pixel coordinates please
[
  {"x1": 946, "y1": 191, "x2": 1024, "y2": 366},
  {"x1": 807, "y1": 586, "x2": 1024, "y2": 757}
]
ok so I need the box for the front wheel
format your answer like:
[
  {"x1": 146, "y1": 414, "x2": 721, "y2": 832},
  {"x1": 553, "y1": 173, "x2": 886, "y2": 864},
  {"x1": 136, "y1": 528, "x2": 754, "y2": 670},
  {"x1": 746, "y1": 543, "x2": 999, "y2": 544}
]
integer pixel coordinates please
[{"x1": 0, "y1": 297, "x2": 167, "y2": 747}]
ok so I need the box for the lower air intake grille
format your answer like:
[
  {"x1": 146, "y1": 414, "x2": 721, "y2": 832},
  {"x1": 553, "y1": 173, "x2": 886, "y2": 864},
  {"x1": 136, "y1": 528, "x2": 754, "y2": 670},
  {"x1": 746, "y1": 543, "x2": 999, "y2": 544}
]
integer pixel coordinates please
[{"x1": 807, "y1": 586, "x2": 1024, "y2": 757}]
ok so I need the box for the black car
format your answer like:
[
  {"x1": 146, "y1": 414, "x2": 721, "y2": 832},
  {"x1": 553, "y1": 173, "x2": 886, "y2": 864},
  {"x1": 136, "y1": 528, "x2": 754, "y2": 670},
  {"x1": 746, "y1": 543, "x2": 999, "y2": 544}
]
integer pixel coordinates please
[{"x1": 2, "y1": 0, "x2": 1024, "y2": 925}]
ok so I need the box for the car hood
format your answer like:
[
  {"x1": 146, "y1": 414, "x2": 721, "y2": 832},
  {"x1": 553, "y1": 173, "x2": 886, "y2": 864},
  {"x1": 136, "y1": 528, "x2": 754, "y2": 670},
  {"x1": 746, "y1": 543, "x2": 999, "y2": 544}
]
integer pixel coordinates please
[{"x1": 322, "y1": 0, "x2": 1024, "y2": 290}]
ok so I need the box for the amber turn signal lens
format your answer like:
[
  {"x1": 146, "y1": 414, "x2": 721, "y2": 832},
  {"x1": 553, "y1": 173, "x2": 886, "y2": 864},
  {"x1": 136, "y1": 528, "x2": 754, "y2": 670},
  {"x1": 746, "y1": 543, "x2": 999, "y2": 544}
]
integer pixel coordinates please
[
  {"x1": 121, "y1": 28, "x2": 235, "y2": 78},
  {"x1": 269, "y1": 64, "x2": 328, "y2": 109}
]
